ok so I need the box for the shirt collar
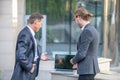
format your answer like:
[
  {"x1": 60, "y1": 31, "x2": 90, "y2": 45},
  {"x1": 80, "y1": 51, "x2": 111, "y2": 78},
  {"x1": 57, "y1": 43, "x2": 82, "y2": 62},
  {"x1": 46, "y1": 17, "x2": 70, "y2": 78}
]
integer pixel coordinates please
[
  {"x1": 81, "y1": 25, "x2": 85, "y2": 31},
  {"x1": 81, "y1": 22, "x2": 90, "y2": 31},
  {"x1": 27, "y1": 25, "x2": 35, "y2": 37}
]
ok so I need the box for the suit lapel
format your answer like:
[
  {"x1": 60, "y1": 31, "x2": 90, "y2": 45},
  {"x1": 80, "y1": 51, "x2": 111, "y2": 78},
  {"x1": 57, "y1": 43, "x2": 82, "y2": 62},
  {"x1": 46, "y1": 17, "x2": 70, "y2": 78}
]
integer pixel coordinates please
[
  {"x1": 25, "y1": 27, "x2": 36, "y2": 57},
  {"x1": 25, "y1": 27, "x2": 35, "y2": 45},
  {"x1": 77, "y1": 23, "x2": 91, "y2": 50},
  {"x1": 25, "y1": 27, "x2": 40, "y2": 60}
]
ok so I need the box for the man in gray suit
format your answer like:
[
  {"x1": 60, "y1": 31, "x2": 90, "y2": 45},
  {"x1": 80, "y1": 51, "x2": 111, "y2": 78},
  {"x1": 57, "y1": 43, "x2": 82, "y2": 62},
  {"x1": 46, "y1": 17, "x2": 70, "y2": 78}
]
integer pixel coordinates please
[
  {"x1": 11, "y1": 13, "x2": 50, "y2": 80},
  {"x1": 70, "y1": 7, "x2": 100, "y2": 80}
]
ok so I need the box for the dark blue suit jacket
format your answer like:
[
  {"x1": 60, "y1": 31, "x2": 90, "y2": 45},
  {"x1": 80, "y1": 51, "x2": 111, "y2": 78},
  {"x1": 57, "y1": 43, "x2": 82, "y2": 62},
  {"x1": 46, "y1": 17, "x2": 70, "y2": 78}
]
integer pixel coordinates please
[
  {"x1": 72, "y1": 24, "x2": 100, "y2": 75},
  {"x1": 11, "y1": 27, "x2": 41, "y2": 80}
]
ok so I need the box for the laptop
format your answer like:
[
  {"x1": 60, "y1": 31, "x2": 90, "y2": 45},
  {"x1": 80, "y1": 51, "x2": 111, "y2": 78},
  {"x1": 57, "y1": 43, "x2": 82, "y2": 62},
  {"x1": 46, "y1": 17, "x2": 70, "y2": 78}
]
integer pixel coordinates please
[{"x1": 54, "y1": 54, "x2": 75, "y2": 72}]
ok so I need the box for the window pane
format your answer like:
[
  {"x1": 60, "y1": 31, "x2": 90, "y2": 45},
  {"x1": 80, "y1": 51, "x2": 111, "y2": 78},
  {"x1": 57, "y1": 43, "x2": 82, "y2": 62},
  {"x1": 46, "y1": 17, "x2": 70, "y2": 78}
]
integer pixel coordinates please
[{"x1": 26, "y1": 0, "x2": 104, "y2": 58}]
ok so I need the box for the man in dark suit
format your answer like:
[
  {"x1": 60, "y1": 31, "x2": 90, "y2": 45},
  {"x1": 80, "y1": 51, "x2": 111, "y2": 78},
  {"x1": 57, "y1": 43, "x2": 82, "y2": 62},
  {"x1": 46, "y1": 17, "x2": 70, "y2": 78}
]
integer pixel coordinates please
[
  {"x1": 11, "y1": 13, "x2": 50, "y2": 80},
  {"x1": 70, "y1": 7, "x2": 100, "y2": 80}
]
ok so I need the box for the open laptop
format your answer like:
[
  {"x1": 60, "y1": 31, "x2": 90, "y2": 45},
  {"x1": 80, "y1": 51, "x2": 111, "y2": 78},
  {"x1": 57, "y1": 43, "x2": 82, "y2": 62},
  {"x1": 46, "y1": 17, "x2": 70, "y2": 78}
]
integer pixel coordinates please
[{"x1": 54, "y1": 54, "x2": 75, "y2": 72}]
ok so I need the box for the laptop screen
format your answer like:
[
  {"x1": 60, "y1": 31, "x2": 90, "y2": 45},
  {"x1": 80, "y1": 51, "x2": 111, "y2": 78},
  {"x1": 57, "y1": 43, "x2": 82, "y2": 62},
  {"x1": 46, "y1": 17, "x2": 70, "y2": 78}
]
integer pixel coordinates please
[{"x1": 55, "y1": 54, "x2": 75, "y2": 70}]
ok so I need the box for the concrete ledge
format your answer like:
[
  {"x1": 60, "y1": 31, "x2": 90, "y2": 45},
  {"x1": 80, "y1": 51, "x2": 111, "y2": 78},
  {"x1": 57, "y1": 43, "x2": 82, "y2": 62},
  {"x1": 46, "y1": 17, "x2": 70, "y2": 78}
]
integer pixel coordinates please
[
  {"x1": 50, "y1": 71, "x2": 120, "y2": 80},
  {"x1": 98, "y1": 57, "x2": 112, "y2": 73}
]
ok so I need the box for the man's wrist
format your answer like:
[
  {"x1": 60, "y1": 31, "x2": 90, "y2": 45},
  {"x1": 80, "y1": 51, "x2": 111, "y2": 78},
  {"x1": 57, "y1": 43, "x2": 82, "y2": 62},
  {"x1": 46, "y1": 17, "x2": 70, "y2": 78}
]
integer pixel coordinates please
[{"x1": 30, "y1": 64, "x2": 36, "y2": 73}]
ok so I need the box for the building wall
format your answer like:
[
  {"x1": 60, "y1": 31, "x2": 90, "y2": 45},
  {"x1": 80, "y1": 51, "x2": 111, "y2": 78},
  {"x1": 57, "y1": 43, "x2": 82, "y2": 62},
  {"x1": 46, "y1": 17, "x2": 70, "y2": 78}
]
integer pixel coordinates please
[
  {"x1": 0, "y1": 0, "x2": 25, "y2": 70},
  {"x1": 0, "y1": 0, "x2": 14, "y2": 70}
]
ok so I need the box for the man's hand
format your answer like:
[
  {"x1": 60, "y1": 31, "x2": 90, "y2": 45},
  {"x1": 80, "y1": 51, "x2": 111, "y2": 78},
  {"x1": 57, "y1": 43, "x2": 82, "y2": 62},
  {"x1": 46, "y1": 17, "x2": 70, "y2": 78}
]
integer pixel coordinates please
[
  {"x1": 41, "y1": 52, "x2": 50, "y2": 61},
  {"x1": 30, "y1": 64, "x2": 36, "y2": 73},
  {"x1": 70, "y1": 59, "x2": 77, "y2": 69},
  {"x1": 72, "y1": 64, "x2": 78, "y2": 69},
  {"x1": 70, "y1": 59, "x2": 74, "y2": 65}
]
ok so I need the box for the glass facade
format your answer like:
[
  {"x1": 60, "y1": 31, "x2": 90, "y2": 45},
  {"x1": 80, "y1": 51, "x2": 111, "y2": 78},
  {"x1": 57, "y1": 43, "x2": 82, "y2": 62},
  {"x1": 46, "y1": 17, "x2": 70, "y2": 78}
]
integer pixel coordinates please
[{"x1": 26, "y1": 0, "x2": 120, "y2": 62}]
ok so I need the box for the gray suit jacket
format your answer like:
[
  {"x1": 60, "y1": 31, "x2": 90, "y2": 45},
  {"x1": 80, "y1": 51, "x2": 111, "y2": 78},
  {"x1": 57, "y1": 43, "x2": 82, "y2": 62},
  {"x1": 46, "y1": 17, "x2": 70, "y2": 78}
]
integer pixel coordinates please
[
  {"x1": 11, "y1": 27, "x2": 41, "y2": 80},
  {"x1": 72, "y1": 24, "x2": 100, "y2": 75}
]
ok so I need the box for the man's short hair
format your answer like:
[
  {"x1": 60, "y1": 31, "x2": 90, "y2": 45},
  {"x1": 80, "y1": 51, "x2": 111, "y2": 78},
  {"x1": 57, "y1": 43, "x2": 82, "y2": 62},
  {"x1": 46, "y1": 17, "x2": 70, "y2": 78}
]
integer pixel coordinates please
[{"x1": 27, "y1": 12, "x2": 43, "y2": 24}]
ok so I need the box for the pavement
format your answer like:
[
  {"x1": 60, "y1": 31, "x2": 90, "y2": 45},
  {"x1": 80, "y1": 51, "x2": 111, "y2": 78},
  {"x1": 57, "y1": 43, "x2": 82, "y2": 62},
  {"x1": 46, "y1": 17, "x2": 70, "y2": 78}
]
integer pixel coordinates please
[
  {"x1": 110, "y1": 66, "x2": 120, "y2": 73},
  {"x1": 0, "y1": 65, "x2": 120, "y2": 80}
]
